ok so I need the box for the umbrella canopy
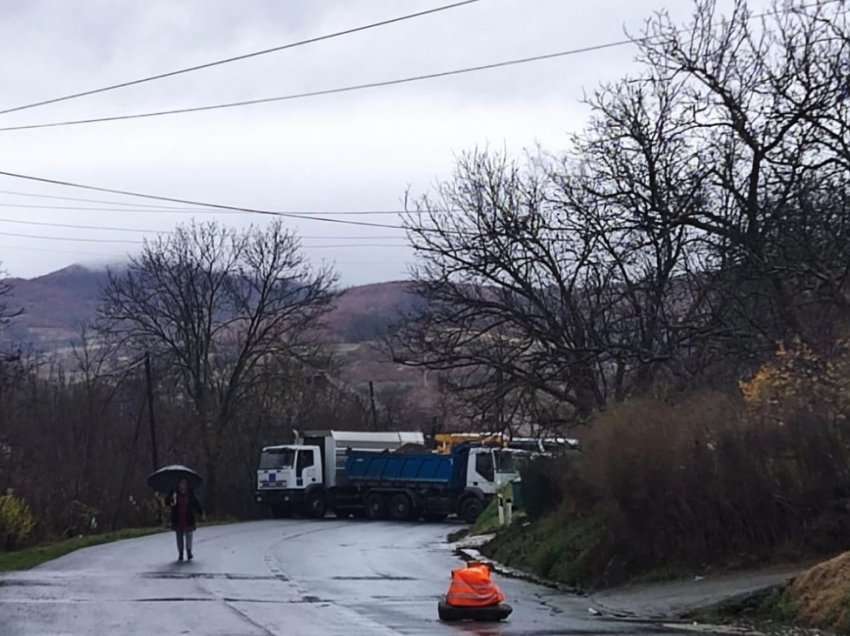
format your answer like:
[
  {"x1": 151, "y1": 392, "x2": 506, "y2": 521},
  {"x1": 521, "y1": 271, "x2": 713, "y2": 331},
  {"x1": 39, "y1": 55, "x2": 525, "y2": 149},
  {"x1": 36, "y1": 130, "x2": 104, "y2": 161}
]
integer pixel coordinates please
[{"x1": 146, "y1": 464, "x2": 203, "y2": 495}]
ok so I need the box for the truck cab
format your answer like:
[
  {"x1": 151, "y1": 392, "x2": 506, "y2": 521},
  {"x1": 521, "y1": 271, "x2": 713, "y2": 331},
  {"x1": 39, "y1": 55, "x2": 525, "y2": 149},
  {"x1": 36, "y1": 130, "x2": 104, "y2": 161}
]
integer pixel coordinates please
[
  {"x1": 256, "y1": 445, "x2": 324, "y2": 516},
  {"x1": 453, "y1": 446, "x2": 519, "y2": 521},
  {"x1": 465, "y1": 446, "x2": 518, "y2": 494}
]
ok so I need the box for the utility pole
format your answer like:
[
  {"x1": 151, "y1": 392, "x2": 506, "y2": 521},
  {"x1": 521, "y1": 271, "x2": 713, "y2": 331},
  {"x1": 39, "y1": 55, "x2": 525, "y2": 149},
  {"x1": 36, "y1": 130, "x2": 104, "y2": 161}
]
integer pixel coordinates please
[
  {"x1": 144, "y1": 352, "x2": 159, "y2": 470},
  {"x1": 368, "y1": 381, "x2": 378, "y2": 430},
  {"x1": 112, "y1": 395, "x2": 146, "y2": 531},
  {"x1": 496, "y1": 366, "x2": 504, "y2": 434}
]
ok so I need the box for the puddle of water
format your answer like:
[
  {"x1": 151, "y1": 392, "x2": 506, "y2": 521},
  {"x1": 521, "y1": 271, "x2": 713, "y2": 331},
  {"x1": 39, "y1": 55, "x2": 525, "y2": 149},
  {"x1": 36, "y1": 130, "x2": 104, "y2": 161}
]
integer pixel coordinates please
[
  {"x1": 133, "y1": 596, "x2": 331, "y2": 604},
  {"x1": 141, "y1": 572, "x2": 287, "y2": 581},
  {"x1": 0, "y1": 579, "x2": 57, "y2": 587},
  {"x1": 332, "y1": 575, "x2": 416, "y2": 581}
]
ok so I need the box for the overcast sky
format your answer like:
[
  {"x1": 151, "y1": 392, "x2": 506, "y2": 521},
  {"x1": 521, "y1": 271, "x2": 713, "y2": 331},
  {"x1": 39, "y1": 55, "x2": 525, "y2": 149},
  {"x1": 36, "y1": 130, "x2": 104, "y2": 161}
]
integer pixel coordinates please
[{"x1": 0, "y1": 0, "x2": 766, "y2": 286}]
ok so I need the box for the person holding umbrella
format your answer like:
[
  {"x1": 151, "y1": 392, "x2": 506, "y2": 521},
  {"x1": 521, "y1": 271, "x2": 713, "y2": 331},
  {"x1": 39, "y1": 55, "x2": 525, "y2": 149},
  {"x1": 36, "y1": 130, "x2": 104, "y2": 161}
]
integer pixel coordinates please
[
  {"x1": 170, "y1": 477, "x2": 203, "y2": 562},
  {"x1": 147, "y1": 465, "x2": 204, "y2": 562}
]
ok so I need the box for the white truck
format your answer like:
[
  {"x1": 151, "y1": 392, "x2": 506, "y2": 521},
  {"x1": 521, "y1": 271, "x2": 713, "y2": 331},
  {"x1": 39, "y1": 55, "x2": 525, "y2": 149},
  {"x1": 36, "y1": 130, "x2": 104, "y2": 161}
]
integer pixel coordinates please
[
  {"x1": 255, "y1": 430, "x2": 425, "y2": 518},
  {"x1": 255, "y1": 429, "x2": 519, "y2": 522}
]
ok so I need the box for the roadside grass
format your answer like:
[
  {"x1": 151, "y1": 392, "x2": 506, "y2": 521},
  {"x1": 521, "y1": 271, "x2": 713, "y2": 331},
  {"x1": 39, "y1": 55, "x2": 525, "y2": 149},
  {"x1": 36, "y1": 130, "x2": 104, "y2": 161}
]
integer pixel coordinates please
[
  {"x1": 0, "y1": 517, "x2": 239, "y2": 572},
  {"x1": 470, "y1": 497, "x2": 500, "y2": 535},
  {"x1": 481, "y1": 513, "x2": 606, "y2": 589},
  {"x1": 447, "y1": 487, "x2": 526, "y2": 543},
  {"x1": 0, "y1": 527, "x2": 164, "y2": 572}
]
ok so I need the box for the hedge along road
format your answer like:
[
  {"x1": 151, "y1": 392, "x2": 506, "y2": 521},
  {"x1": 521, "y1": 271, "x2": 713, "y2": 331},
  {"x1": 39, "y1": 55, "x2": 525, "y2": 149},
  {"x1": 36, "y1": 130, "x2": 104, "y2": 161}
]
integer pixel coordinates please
[{"x1": 0, "y1": 519, "x2": 683, "y2": 635}]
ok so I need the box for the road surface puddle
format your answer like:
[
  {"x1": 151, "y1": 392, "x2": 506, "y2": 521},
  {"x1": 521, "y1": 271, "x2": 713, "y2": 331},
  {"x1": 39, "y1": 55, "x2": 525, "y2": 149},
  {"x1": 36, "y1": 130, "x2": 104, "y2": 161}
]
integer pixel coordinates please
[
  {"x1": 141, "y1": 571, "x2": 287, "y2": 581},
  {"x1": 0, "y1": 579, "x2": 58, "y2": 587},
  {"x1": 332, "y1": 575, "x2": 416, "y2": 581}
]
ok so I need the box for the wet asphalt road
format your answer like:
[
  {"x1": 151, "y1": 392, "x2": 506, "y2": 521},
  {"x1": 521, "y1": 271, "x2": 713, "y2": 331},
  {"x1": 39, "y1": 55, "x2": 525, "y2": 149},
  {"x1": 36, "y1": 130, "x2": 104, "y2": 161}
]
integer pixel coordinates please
[{"x1": 0, "y1": 520, "x2": 682, "y2": 635}]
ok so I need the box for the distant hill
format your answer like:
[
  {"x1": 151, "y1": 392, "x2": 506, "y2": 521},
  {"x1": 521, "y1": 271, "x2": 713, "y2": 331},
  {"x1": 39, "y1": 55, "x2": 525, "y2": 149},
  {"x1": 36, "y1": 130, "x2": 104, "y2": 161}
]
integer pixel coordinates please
[
  {"x1": 1, "y1": 265, "x2": 421, "y2": 350},
  {"x1": 325, "y1": 281, "x2": 422, "y2": 343},
  {"x1": 3, "y1": 265, "x2": 109, "y2": 346},
  {"x1": 0, "y1": 264, "x2": 444, "y2": 428}
]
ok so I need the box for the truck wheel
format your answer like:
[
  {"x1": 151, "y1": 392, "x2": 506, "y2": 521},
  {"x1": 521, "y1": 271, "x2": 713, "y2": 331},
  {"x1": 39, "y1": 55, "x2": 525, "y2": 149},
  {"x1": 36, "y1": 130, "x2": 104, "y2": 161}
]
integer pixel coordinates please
[
  {"x1": 305, "y1": 491, "x2": 327, "y2": 519},
  {"x1": 461, "y1": 497, "x2": 484, "y2": 523},
  {"x1": 366, "y1": 493, "x2": 387, "y2": 520},
  {"x1": 389, "y1": 493, "x2": 414, "y2": 521}
]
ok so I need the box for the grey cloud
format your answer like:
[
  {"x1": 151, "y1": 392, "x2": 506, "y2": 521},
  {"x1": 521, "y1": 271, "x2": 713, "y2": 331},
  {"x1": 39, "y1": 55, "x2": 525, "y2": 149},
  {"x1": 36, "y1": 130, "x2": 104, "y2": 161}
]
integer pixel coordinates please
[{"x1": 0, "y1": 0, "x2": 762, "y2": 283}]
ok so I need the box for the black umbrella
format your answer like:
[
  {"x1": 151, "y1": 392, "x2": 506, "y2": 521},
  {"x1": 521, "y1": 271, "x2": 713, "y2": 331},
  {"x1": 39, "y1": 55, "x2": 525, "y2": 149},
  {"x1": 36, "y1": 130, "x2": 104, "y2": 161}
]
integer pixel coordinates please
[{"x1": 146, "y1": 464, "x2": 203, "y2": 495}]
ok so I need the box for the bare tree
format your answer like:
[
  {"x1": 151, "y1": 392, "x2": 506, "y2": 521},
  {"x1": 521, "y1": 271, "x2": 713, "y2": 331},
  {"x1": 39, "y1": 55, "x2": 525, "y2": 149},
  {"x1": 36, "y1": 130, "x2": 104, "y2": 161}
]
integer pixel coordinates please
[
  {"x1": 392, "y1": 151, "x2": 622, "y2": 423},
  {"x1": 394, "y1": 0, "x2": 850, "y2": 429},
  {"x1": 0, "y1": 263, "x2": 22, "y2": 331},
  {"x1": 631, "y1": 0, "x2": 850, "y2": 346},
  {"x1": 98, "y1": 221, "x2": 336, "y2": 508}
]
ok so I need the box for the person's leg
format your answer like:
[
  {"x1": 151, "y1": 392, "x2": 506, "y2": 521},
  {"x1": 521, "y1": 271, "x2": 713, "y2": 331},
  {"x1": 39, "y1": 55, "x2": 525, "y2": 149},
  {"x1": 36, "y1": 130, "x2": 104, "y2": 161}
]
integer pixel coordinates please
[
  {"x1": 186, "y1": 530, "x2": 194, "y2": 560},
  {"x1": 175, "y1": 530, "x2": 184, "y2": 560}
]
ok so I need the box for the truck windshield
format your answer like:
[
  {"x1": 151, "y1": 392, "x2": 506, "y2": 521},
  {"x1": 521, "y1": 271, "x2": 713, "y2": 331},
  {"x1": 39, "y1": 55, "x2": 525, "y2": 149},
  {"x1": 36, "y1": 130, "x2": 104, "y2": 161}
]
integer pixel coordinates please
[
  {"x1": 259, "y1": 448, "x2": 295, "y2": 469},
  {"x1": 495, "y1": 450, "x2": 516, "y2": 473}
]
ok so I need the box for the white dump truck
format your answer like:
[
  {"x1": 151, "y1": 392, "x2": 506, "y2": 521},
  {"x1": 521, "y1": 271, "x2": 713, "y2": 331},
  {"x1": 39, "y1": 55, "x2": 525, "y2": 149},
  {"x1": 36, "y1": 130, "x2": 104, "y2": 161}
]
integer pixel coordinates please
[
  {"x1": 255, "y1": 429, "x2": 519, "y2": 521},
  {"x1": 255, "y1": 430, "x2": 425, "y2": 518}
]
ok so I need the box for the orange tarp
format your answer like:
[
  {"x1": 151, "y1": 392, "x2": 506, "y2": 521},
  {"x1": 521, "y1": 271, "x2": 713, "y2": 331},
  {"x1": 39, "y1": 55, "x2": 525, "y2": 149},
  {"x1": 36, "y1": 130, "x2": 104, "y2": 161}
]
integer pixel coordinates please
[{"x1": 445, "y1": 564, "x2": 506, "y2": 608}]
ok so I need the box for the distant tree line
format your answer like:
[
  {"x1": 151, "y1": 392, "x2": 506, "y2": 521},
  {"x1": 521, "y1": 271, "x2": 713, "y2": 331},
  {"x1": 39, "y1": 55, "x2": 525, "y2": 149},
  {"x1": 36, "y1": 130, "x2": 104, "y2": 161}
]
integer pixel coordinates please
[{"x1": 0, "y1": 221, "x2": 376, "y2": 539}]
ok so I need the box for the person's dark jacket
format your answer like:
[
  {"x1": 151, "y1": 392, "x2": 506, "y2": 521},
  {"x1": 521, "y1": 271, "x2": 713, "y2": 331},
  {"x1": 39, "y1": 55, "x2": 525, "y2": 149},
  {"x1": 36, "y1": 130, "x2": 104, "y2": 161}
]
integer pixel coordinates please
[{"x1": 169, "y1": 490, "x2": 203, "y2": 531}]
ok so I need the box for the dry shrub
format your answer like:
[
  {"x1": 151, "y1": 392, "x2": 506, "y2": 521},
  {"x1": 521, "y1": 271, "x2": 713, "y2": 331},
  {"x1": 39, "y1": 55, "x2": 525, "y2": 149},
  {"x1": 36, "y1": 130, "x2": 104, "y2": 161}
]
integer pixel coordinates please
[
  {"x1": 786, "y1": 552, "x2": 850, "y2": 631},
  {"x1": 554, "y1": 361, "x2": 850, "y2": 577},
  {"x1": 573, "y1": 392, "x2": 752, "y2": 569}
]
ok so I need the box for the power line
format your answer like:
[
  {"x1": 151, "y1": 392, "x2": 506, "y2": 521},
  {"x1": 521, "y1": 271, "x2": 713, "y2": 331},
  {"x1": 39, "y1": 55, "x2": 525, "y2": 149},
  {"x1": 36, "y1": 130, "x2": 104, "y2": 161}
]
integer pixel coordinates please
[
  {"x1": 0, "y1": 0, "x2": 481, "y2": 116},
  {"x1": 0, "y1": 1, "x2": 836, "y2": 133},
  {"x1": 0, "y1": 41, "x2": 631, "y2": 132},
  {"x1": 0, "y1": 230, "x2": 142, "y2": 244},
  {"x1": 0, "y1": 243, "x2": 104, "y2": 257},
  {"x1": 303, "y1": 243, "x2": 410, "y2": 248},
  {"x1": 0, "y1": 217, "x2": 170, "y2": 233},
  {"x1": 0, "y1": 189, "x2": 204, "y2": 210},
  {"x1": 0, "y1": 202, "x2": 241, "y2": 214},
  {"x1": 0, "y1": 215, "x2": 408, "y2": 239},
  {"x1": 0, "y1": 189, "x2": 455, "y2": 216},
  {"x1": 0, "y1": 228, "x2": 410, "y2": 248},
  {"x1": 0, "y1": 201, "x2": 419, "y2": 216},
  {"x1": 0, "y1": 169, "x2": 419, "y2": 230}
]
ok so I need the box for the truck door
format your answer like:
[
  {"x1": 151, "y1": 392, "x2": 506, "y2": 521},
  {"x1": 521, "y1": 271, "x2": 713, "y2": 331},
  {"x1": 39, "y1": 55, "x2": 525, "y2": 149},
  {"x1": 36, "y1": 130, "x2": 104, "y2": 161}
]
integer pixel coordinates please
[
  {"x1": 468, "y1": 449, "x2": 497, "y2": 493},
  {"x1": 296, "y1": 448, "x2": 322, "y2": 488}
]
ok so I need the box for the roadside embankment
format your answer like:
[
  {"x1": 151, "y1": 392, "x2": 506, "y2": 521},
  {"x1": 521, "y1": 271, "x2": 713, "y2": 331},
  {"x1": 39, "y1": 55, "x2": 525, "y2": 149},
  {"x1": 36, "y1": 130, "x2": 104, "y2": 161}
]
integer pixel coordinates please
[{"x1": 692, "y1": 551, "x2": 850, "y2": 634}]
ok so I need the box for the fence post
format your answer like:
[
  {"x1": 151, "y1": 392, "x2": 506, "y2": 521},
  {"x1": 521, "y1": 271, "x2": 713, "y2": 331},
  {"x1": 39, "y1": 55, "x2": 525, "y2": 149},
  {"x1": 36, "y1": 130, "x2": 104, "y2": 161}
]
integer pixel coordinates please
[{"x1": 497, "y1": 493, "x2": 505, "y2": 526}]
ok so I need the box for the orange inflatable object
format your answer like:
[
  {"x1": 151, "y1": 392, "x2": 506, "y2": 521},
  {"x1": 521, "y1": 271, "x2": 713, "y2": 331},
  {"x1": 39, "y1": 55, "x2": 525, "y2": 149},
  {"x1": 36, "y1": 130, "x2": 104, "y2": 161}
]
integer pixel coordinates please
[{"x1": 445, "y1": 563, "x2": 506, "y2": 608}]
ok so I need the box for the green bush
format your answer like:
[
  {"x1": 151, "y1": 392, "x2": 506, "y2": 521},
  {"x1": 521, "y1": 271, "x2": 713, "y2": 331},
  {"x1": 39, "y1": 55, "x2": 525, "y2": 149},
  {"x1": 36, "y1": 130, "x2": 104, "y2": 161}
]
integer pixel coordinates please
[
  {"x1": 0, "y1": 494, "x2": 37, "y2": 550},
  {"x1": 483, "y1": 512, "x2": 606, "y2": 588}
]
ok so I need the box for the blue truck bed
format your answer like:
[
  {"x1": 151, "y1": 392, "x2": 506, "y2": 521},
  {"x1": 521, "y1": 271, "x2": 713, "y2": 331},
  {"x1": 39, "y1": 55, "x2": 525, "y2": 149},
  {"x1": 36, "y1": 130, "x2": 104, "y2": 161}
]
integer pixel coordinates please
[{"x1": 344, "y1": 450, "x2": 455, "y2": 485}]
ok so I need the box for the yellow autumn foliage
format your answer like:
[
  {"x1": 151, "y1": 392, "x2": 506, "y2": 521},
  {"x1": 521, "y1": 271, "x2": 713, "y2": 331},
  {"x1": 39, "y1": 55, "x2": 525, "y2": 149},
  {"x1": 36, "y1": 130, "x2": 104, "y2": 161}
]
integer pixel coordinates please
[
  {"x1": 0, "y1": 493, "x2": 36, "y2": 549},
  {"x1": 740, "y1": 339, "x2": 850, "y2": 424}
]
